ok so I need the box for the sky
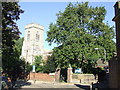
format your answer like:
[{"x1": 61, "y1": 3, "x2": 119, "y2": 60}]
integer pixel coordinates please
[{"x1": 17, "y1": 2, "x2": 116, "y2": 50}]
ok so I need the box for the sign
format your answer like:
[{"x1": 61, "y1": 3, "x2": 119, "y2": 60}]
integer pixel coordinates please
[
  {"x1": 32, "y1": 65, "x2": 35, "y2": 72},
  {"x1": 75, "y1": 68, "x2": 82, "y2": 73}
]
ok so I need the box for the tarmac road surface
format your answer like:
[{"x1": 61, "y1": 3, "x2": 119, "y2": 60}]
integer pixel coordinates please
[{"x1": 20, "y1": 80, "x2": 90, "y2": 89}]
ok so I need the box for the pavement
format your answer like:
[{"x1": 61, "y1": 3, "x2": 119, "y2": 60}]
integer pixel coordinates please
[{"x1": 14, "y1": 80, "x2": 91, "y2": 89}]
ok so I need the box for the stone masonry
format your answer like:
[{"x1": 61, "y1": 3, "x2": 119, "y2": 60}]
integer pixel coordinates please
[{"x1": 21, "y1": 23, "x2": 52, "y2": 64}]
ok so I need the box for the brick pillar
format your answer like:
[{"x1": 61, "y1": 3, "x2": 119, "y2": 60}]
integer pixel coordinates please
[
  {"x1": 111, "y1": 1, "x2": 120, "y2": 88},
  {"x1": 55, "y1": 68, "x2": 60, "y2": 82},
  {"x1": 67, "y1": 65, "x2": 73, "y2": 83}
]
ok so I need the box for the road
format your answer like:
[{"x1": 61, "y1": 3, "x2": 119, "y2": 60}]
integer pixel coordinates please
[{"x1": 18, "y1": 80, "x2": 90, "y2": 89}]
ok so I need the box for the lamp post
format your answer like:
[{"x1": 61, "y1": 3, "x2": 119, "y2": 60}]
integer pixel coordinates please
[{"x1": 94, "y1": 48, "x2": 106, "y2": 61}]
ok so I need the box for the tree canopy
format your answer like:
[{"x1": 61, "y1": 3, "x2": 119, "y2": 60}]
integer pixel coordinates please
[
  {"x1": 46, "y1": 2, "x2": 116, "y2": 72},
  {"x1": 1, "y1": 2, "x2": 29, "y2": 79},
  {"x1": 33, "y1": 55, "x2": 44, "y2": 73},
  {"x1": 33, "y1": 55, "x2": 56, "y2": 73}
]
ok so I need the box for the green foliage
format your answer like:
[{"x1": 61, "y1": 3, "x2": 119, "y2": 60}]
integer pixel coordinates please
[
  {"x1": 2, "y1": 2, "x2": 24, "y2": 48},
  {"x1": 46, "y1": 2, "x2": 116, "y2": 72},
  {"x1": 34, "y1": 56, "x2": 43, "y2": 65},
  {"x1": 33, "y1": 55, "x2": 57, "y2": 73},
  {"x1": 3, "y1": 37, "x2": 31, "y2": 79},
  {"x1": 33, "y1": 56, "x2": 44, "y2": 73},
  {"x1": 42, "y1": 55, "x2": 57, "y2": 73},
  {"x1": 2, "y1": 2, "x2": 25, "y2": 79},
  {"x1": 14, "y1": 37, "x2": 24, "y2": 52}
]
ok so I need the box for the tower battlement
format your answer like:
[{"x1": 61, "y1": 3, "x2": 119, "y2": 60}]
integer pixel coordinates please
[{"x1": 25, "y1": 23, "x2": 44, "y2": 30}]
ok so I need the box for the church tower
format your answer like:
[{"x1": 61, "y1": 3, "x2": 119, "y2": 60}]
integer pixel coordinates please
[{"x1": 21, "y1": 23, "x2": 44, "y2": 64}]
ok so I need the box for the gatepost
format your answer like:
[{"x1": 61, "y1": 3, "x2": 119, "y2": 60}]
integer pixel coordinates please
[
  {"x1": 55, "y1": 65, "x2": 61, "y2": 82},
  {"x1": 67, "y1": 64, "x2": 73, "y2": 83}
]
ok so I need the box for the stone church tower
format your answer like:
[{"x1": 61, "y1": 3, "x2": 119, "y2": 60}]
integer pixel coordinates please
[{"x1": 21, "y1": 23, "x2": 44, "y2": 64}]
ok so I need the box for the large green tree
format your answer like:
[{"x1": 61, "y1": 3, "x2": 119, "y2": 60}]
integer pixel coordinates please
[
  {"x1": 2, "y1": 2, "x2": 24, "y2": 78},
  {"x1": 12, "y1": 37, "x2": 32, "y2": 79},
  {"x1": 46, "y1": 2, "x2": 116, "y2": 72}
]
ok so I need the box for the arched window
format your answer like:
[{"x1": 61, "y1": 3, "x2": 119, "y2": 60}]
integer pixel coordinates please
[
  {"x1": 36, "y1": 31, "x2": 39, "y2": 41},
  {"x1": 27, "y1": 31, "x2": 30, "y2": 40}
]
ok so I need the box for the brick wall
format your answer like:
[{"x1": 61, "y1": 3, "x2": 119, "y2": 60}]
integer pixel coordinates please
[{"x1": 28, "y1": 72, "x2": 55, "y2": 82}]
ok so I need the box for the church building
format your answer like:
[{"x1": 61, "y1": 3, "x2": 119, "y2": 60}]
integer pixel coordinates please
[{"x1": 21, "y1": 23, "x2": 52, "y2": 64}]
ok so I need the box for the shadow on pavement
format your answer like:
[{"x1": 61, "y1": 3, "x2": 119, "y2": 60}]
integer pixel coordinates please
[
  {"x1": 14, "y1": 80, "x2": 31, "y2": 89},
  {"x1": 74, "y1": 84, "x2": 90, "y2": 90}
]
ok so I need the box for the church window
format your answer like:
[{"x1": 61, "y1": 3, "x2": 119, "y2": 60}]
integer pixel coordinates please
[
  {"x1": 36, "y1": 31, "x2": 39, "y2": 41},
  {"x1": 27, "y1": 31, "x2": 30, "y2": 40}
]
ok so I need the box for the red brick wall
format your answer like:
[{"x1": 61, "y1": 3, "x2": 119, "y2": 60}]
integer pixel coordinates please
[{"x1": 28, "y1": 72, "x2": 55, "y2": 82}]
